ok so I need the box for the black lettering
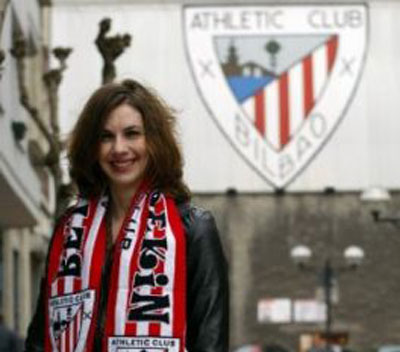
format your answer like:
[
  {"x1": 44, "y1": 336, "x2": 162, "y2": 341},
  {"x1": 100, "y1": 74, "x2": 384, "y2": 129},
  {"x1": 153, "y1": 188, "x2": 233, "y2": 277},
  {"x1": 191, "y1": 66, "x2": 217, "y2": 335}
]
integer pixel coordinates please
[
  {"x1": 148, "y1": 211, "x2": 166, "y2": 230},
  {"x1": 58, "y1": 253, "x2": 81, "y2": 277},
  {"x1": 134, "y1": 273, "x2": 169, "y2": 287},
  {"x1": 150, "y1": 191, "x2": 161, "y2": 206},
  {"x1": 139, "y1": 238, "x2": 167, "y2": 269},
  {"x1": 128, "y1": 292, "x2": 170, "y2": 323},
  {"x1": 134, "y1": 272, "x2": 155, "y2": 287},
  {"x1": 72, "y1": 204, "x2": 89, "y2": 217},
  {"x1": 121, "y1": 238, "x2": 132, "y2": 250},
  {"x1": 155, "y1": 274, "x2": 169, "y2": 286},
  {"x1": 65, "y1": 227, "x2": 83, "y2": 249}
]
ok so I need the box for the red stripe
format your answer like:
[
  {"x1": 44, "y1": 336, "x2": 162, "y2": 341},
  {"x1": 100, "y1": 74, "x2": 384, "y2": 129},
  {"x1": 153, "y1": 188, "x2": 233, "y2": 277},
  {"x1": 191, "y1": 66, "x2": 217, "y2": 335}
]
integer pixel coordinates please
[
  {"x1": 167, "y1": 197, "x2": 186, "y2": 351},
  {"x1": 303, "y1": 55, "x2": 314, "y2": 117},
  {"x1": 254, "y1": 89, "x2": 266, "y2": 136},
  {"x1": 73, "y1": 277, "x2": 81, "y2": 292},
  {"x1": 279, "y1": 72, "x2": 290, "y2": 148},
  {"x1": 59, "y1": 279, "x2": 66, "y2": 299},
  {"x1": 327, "y1": 36, "x2": 338, "y2": 72},
  {"x1": 65, "y1": 323, "x2": 70, "y2": 352}
]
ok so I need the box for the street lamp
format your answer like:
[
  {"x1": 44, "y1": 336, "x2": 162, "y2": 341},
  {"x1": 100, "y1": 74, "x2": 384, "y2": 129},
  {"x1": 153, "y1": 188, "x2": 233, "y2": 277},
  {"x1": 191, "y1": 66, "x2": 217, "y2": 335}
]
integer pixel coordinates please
[
  {"x1": 360, "y1": 186, "x2": 400, "y2": 226},
  {"x1": 290, "y1": 245, "x2": 365, "y2": 351}
]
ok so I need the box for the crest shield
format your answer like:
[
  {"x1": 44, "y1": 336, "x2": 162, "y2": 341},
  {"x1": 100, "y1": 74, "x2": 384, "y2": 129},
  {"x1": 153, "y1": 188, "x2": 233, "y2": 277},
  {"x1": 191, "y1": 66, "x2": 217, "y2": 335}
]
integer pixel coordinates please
[
  {"x1": 49, "y1": 280, "x2": 95, "y2": 352},
  {"x1": 183, "y1": 5, "x2": 368, "y2": 188}
]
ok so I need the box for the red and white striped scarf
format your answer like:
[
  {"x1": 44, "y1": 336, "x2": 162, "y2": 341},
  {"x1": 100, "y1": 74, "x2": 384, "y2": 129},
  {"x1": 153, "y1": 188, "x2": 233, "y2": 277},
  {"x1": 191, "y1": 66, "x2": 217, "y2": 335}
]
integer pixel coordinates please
[{"x1": 44, "y1": 187, "x2": 186, "y2": 352}]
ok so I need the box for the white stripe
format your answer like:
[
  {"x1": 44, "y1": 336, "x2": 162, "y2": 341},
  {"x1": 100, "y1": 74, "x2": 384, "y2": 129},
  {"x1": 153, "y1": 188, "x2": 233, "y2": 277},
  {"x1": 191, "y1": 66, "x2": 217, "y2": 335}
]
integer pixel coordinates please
[
  {"x1": 76, "y1": 308, "x2": 81, "y2": 348},
  {"x1": 312, "y1": 43, "x2": 328, "y2": 101},
  {"x1": 161, "y1": 196, "x2": 176, "y2": 336},
  {"x1": 115, "y1": 195, "x2": 147, "y2": 335},
  {"x1": 64, "y1": 262, "x2": 74, "y2": 294},
  {"x1": 241, "y1": 96, "x2": 255, "y2": 123},
  {"x1": 69, "y1": 317, "x2": 74, "y2": 352},
  {"x1": 82, "y1": 197, "x2": 107, "y2": 289},
  {"x1": 135, "y1": 318, "x2": 149, "y2": 336},
  {"x1": 288, "y1": 61, "x2": 305, "y2": 136},
  {"x1": 265, "y1": 80, "x2": 280, "y2": 150},
  {"x1": 61, "y1": 330, "x2": 66, "y2": 352},
  {"x1": 51, "y1": 281, "x2": 58, "y2": 297}
]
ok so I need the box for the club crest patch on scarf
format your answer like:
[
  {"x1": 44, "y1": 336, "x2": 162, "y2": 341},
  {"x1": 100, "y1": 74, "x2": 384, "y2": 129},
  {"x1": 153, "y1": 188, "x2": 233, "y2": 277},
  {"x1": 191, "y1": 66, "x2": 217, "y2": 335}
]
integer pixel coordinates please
[
  {"x1": 183, "y1": 5, "x2": 368, "y2": 189},
  {"x1": 49, "y1": 287, "x2": 95, "y2": 352}
]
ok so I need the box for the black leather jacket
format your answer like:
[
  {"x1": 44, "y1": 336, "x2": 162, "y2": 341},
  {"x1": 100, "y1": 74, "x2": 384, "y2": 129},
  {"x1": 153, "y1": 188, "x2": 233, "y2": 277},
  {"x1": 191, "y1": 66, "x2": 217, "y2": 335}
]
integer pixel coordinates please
[{"x1": 25, "y1": 204, "x2": 229, "y2": 352}]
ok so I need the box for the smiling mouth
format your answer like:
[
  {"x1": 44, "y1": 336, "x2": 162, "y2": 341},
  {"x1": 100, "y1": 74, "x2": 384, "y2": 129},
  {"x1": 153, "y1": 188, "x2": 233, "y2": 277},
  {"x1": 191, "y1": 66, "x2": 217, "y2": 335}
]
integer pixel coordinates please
[{"x1": 110, "y1": 159, "x2": 135, "y2": 171}]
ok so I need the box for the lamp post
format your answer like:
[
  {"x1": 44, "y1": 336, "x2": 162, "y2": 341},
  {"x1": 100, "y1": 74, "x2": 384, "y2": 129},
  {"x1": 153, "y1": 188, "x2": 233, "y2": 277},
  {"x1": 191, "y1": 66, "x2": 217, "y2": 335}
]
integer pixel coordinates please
[
  {"x1": 290, "y1": 245, "x2": 365, "y2": 351},
  {"x1": 360, "y1": 186, "x2": 400, "y2": 226}
]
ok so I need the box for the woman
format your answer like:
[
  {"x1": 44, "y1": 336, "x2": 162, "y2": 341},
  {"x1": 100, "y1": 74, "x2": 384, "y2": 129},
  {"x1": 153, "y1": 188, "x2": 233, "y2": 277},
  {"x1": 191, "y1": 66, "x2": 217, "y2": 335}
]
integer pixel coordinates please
[{"x1": 25, "y1": 79, "x2": 229, "y2": 352}]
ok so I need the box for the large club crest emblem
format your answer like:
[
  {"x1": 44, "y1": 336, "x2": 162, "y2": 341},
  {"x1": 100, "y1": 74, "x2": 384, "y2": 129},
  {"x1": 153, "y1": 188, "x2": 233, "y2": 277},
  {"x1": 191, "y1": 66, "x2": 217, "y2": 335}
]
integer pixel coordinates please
[{"x1": 183, "y1": 5, "x2": 368, "y2": 189}]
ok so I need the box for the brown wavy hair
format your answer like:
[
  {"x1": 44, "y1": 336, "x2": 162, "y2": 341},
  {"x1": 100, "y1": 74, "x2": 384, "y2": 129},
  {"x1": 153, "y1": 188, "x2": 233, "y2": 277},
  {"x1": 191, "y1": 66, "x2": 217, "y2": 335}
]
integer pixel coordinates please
[{"x1": 68, "y1": 79, "x2": 190, "y2": 201}]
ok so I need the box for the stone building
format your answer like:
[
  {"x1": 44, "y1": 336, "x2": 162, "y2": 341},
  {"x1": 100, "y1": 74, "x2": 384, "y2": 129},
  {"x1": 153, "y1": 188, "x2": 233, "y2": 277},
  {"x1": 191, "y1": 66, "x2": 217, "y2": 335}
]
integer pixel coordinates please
[
  {"x1": 0, "y1": 0, "x2": 54, "y2": 337},
  {"x1": 193, "y1": 190, "x2": 400, "y2": 352}
]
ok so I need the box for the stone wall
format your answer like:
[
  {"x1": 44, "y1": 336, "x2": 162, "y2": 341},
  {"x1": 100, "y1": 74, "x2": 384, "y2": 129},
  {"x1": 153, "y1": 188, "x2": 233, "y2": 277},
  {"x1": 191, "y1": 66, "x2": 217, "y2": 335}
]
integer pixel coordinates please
[{"x1": 192, "y1": 191, "x2": 400, "y2": 352}]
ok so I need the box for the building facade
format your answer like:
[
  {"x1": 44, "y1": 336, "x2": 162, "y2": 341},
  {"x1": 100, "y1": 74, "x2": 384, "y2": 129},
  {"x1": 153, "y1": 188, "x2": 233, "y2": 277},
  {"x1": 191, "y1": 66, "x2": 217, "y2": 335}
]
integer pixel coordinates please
[
  {"x1": 192, "y1": 190, "x2": 400, "y2": 351},
  {"x1": 0, "y1": 0, "x2": 54, "y2": 337}
]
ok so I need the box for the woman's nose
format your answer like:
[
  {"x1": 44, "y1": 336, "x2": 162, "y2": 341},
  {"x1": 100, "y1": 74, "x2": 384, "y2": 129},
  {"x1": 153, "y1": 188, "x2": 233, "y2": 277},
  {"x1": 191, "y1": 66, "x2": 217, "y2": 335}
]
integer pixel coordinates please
[{"x1": 112, "y1": 135, "x2": 127, "y2": 153}]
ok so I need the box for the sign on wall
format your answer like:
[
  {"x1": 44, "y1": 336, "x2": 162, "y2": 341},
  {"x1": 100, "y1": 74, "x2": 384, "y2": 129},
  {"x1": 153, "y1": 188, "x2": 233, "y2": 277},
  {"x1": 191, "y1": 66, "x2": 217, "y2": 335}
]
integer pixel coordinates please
[
  {"x1": 184, "y1": 5, "x2": 368, "y2": 189},
  {"x1": 257, "y1": 297, "x2": 326, "y2": 323},
  {"x1": 257, "y1": 298, "x2": 291, "y2": 323}
]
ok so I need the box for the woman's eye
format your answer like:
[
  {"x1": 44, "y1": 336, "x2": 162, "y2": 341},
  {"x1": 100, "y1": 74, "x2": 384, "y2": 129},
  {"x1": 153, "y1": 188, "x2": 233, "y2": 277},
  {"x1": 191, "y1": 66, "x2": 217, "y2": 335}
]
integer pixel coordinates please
[
  {"x1": 125, "y1": 130, "x2": 141, "y2": 138},
  {"x1": 100, "y1": 133, "x2": 113, "y2": 142}
]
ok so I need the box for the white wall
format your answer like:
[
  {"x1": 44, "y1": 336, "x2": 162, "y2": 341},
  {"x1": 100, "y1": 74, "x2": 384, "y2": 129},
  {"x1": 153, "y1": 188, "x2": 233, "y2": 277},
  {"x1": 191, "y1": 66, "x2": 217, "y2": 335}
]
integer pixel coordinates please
[{"x1": 51, "y1": 1, "x2": 400, "y2": 193}]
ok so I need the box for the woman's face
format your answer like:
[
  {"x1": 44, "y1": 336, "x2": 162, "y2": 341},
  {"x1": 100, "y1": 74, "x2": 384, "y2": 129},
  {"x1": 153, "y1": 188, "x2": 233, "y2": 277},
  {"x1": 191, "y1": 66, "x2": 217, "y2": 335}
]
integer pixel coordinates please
[{"x1": 98, "y1": 103, "x2": 149, "y2": 193}]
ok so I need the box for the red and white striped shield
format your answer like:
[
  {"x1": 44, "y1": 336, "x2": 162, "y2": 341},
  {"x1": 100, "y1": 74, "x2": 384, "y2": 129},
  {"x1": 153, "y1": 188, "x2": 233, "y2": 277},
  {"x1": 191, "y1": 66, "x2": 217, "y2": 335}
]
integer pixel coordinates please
[
  {"x1": 49, "y1": 278, "x2": 95, "y2": 352},
  {"x1": 184, "y1": 5, "x2": 368, "y2": 189}
]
